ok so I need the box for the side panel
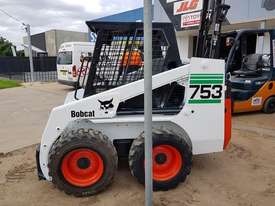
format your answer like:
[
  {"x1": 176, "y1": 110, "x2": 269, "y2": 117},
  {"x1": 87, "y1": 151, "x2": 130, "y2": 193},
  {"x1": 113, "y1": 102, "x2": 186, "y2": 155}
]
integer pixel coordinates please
[{"x1": 173, "y1": 58, "x2": 225, "y2": 154}]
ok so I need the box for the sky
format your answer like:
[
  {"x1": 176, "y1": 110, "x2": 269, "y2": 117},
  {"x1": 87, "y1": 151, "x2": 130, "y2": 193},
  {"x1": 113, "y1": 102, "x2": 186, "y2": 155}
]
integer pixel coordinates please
[{"x1": 0, "y1": 0, "x2": 142, "y2": 47}]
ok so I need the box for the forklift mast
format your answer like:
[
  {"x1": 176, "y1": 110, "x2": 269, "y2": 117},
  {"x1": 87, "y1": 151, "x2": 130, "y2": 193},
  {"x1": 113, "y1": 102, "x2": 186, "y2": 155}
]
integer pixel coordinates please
[{"x1": 195, "y1": 0, "x2": 230, "y2": 59}]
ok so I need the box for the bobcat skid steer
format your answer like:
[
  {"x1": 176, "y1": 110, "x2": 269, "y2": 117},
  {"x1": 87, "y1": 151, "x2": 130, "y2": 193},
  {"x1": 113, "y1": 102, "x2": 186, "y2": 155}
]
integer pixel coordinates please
[{"x1": 36, "y1": 21, "x2": 232, "y2": 197}]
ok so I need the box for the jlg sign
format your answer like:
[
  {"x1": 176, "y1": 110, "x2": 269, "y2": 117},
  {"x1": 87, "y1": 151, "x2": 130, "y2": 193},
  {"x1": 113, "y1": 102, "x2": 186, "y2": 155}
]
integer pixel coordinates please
[
  {"x1": 158, "y1": 0, "x2": 203, "y2": 30},
  {"x1": 174, "y1": 0, "x2": 203, "y2": 15}
]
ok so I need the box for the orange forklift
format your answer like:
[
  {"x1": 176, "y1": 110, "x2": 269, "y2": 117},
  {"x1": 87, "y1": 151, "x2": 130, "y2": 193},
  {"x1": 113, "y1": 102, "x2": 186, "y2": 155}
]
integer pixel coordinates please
[{"x1": 225, "y1": 29, "x2": 275, "y2": 113}]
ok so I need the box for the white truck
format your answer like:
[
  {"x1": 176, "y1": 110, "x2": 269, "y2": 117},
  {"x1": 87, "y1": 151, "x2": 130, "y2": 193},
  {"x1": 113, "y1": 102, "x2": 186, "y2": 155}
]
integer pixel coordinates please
[{"x1": 57, "y1": 42, "x2": 95, "y2": 87}]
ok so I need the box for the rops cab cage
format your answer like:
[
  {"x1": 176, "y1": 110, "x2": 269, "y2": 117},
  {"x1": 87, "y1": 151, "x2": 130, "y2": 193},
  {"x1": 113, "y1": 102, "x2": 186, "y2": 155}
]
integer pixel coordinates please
[{"x1": 77, "y1": 22, "x2": 181, "y2": 98}]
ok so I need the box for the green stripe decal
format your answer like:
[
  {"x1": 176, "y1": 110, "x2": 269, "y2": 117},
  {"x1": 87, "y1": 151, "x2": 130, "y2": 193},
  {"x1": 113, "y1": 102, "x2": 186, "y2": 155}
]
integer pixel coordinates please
[
  {"x1": 188, "y1": 99, "x2": 221, "y2": 104},
  {"x1": 190, "y1": 80, "x2": 224, "y2": 84},
  {"x1": 191, "y1": 73, "x2": 224, "y2": 76},
  {"x1": 190, "y1": 76, "x2": 224, "y2": 80}
]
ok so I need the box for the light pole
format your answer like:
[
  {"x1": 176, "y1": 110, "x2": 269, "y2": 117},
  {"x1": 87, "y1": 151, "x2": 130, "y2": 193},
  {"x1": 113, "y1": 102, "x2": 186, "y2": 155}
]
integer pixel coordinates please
[
  {"x1": 24, "y1": 24, "x2": 34, "y2": 82},
  {"x1": 144, "y1": 0, "x2": 153, "y2": 206}
]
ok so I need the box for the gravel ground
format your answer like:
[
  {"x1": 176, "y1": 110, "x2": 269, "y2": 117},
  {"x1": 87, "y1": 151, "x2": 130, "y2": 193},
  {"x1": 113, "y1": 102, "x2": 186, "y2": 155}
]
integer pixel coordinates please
[{"x1": 0, "y1": 114, "x2": 275, "y2": 206}]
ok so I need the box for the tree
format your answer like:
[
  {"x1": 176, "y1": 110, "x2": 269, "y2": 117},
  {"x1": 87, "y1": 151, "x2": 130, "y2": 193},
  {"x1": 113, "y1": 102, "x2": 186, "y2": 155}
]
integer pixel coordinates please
[{"x1": 0, "y1": 36, "x2": 13, "y2": 56}]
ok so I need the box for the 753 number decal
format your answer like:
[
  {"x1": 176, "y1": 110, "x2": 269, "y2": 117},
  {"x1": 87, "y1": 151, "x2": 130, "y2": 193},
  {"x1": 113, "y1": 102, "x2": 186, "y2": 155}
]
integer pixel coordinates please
[{"x1": 190, "y1": 85, "x2": 223, "y2": 99}]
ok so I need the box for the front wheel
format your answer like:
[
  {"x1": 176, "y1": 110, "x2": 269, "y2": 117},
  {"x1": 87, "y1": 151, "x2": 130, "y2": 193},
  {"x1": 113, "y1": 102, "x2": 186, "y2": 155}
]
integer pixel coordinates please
[
  {"x1": 48, "y1": 128, "x2": 118, "y2": 197},
  {"x1": 128, "y1": 130, "x2": 192, "y2": 191},
  {"x1": 263, "y1": 96, "x2": 275, "y2": 114}
]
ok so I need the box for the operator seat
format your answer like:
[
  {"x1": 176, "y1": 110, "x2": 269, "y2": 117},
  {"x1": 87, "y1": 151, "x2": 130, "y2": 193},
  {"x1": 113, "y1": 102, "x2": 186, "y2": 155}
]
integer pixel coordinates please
[
  {"x1": 233, "y1": 54, "x2": 263, "y2": 77},
  {"x1": 230, "y1": 54, "x2": 271, "y2": 101}
]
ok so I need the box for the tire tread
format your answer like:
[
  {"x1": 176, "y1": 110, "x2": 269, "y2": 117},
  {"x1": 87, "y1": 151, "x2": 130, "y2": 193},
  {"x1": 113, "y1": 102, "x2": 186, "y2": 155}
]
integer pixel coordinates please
[{"x1": 48, "y1": 128, "x2": 117, "y2": 197}]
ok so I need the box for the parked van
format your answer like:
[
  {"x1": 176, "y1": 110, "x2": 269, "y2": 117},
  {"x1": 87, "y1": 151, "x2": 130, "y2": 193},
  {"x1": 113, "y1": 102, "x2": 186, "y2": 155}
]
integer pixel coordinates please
[{"x1": 57, "y1": 42, "x2": 95, "y2": 86}]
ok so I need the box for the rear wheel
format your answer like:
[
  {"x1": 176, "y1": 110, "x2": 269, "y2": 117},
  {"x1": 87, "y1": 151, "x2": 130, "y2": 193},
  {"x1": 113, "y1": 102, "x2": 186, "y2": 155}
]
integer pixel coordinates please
[
  {"x1": 129, "y1": 130, "x2": 192, "y2": 191},
  {"x1": 263, "y1": 97, "x2": 275, "y2": 114},
  {"x1": 48, "y1": 128, "x2": 118, "y2": 197}
]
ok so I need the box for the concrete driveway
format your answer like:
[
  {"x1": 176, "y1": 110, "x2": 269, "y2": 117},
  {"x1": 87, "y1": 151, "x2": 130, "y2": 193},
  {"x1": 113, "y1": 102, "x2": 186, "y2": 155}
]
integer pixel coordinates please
[{"x1": 0, "y1": 82, "x2": 71, "y2": 153}]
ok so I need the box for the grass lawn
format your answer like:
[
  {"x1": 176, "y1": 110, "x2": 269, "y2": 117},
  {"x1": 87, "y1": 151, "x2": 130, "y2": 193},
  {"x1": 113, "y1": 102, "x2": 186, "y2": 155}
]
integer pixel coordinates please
[{"x1": 0, "y1": 79, "x2": 21, "y2": 89}]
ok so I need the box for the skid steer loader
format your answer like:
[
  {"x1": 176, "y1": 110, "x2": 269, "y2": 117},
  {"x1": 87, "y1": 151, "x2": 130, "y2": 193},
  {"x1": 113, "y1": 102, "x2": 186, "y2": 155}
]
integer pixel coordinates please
[{"x1": 36, "y1": 21, "x2": 231, "y2": 196}]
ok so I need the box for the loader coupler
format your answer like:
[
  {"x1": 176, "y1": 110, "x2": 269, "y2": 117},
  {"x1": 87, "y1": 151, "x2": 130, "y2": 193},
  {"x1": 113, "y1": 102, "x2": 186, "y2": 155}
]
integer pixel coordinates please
[{"x1": 36, "y1": 144, "x2": 46, "y2": 180}]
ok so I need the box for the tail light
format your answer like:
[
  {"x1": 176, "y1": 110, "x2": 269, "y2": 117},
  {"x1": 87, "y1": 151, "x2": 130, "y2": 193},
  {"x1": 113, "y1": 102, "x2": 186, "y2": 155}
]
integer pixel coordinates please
[
  {"x1": 224, "y1": 97, "x2": 232, "y2": 149},
  {"x1": 72, "y1": 65, "x2": 77, "y2": 78}
]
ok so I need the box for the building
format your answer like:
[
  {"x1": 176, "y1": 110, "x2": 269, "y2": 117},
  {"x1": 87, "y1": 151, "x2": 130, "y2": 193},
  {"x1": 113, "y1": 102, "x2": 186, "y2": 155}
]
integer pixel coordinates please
[
  {"x1": 23, "y1": 30, "x2": 88, "y2": 56},
  {"x1": 87, "y1": 7, "x2": 146, "y2": 42},
  {"x1": 154, "y1": 0, "x2": 275, "y2": 61}
]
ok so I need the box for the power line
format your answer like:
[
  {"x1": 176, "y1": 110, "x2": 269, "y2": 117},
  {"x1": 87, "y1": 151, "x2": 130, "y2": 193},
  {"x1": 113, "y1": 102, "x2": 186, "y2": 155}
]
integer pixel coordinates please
[{"x1": 0, "y1": 8, "x2": 25, "y2": 25}]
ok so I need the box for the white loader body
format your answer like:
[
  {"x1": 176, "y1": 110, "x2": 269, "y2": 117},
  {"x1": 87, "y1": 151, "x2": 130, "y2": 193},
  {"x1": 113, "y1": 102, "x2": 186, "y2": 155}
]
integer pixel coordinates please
[{"x1": 39, "y1": 58, "x2": 226, "y2": 180}]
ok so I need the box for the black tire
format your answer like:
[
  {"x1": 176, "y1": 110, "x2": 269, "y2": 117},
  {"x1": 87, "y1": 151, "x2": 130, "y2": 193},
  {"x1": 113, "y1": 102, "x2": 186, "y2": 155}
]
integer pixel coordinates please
[
  {"x1": 263, "y1": 96, "x2": 275, "y2": 114},
  {"x1": 129, "y1": 129, "x2": 192, "y2": 191},
  {"x1": 48, "y1": 128, "x2": 118, "y2": 197}
]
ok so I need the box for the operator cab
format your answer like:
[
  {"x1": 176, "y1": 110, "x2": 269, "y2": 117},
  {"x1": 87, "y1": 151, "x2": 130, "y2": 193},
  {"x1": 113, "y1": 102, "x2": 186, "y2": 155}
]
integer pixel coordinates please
[
  {"x1": 76, "y1": 22, "x2": 184, "y2": 115},
  {"x1": 226, "y1": 29, "x2": 275, "y2": 113}
]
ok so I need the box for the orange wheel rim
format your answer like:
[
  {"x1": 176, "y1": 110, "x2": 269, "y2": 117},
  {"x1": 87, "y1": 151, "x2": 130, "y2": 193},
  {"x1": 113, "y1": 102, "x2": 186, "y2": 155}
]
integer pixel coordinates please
[
  {"x1": 153, "y1": 145, "x2": 183, "y2": 181},
  {"x1": 61, "y1": 148, "x2": 104, "y2": 187}
]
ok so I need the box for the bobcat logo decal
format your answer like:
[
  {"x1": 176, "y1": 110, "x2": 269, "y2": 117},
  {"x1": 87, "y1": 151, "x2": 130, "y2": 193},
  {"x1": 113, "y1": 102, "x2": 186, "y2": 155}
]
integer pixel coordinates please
[{"x1": 98, "y1": 98, "x2": 114, "y2": 114}]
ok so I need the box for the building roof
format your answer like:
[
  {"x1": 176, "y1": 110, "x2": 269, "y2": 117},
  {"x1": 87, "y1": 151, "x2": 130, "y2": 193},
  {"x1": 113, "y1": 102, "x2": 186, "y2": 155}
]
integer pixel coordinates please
[
  {"x1": 22, "y1": 44, "x2": 46, "y2": 53},
  {"x1": 94, "y1": 7, "x2": 145, "y2": 22}
]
